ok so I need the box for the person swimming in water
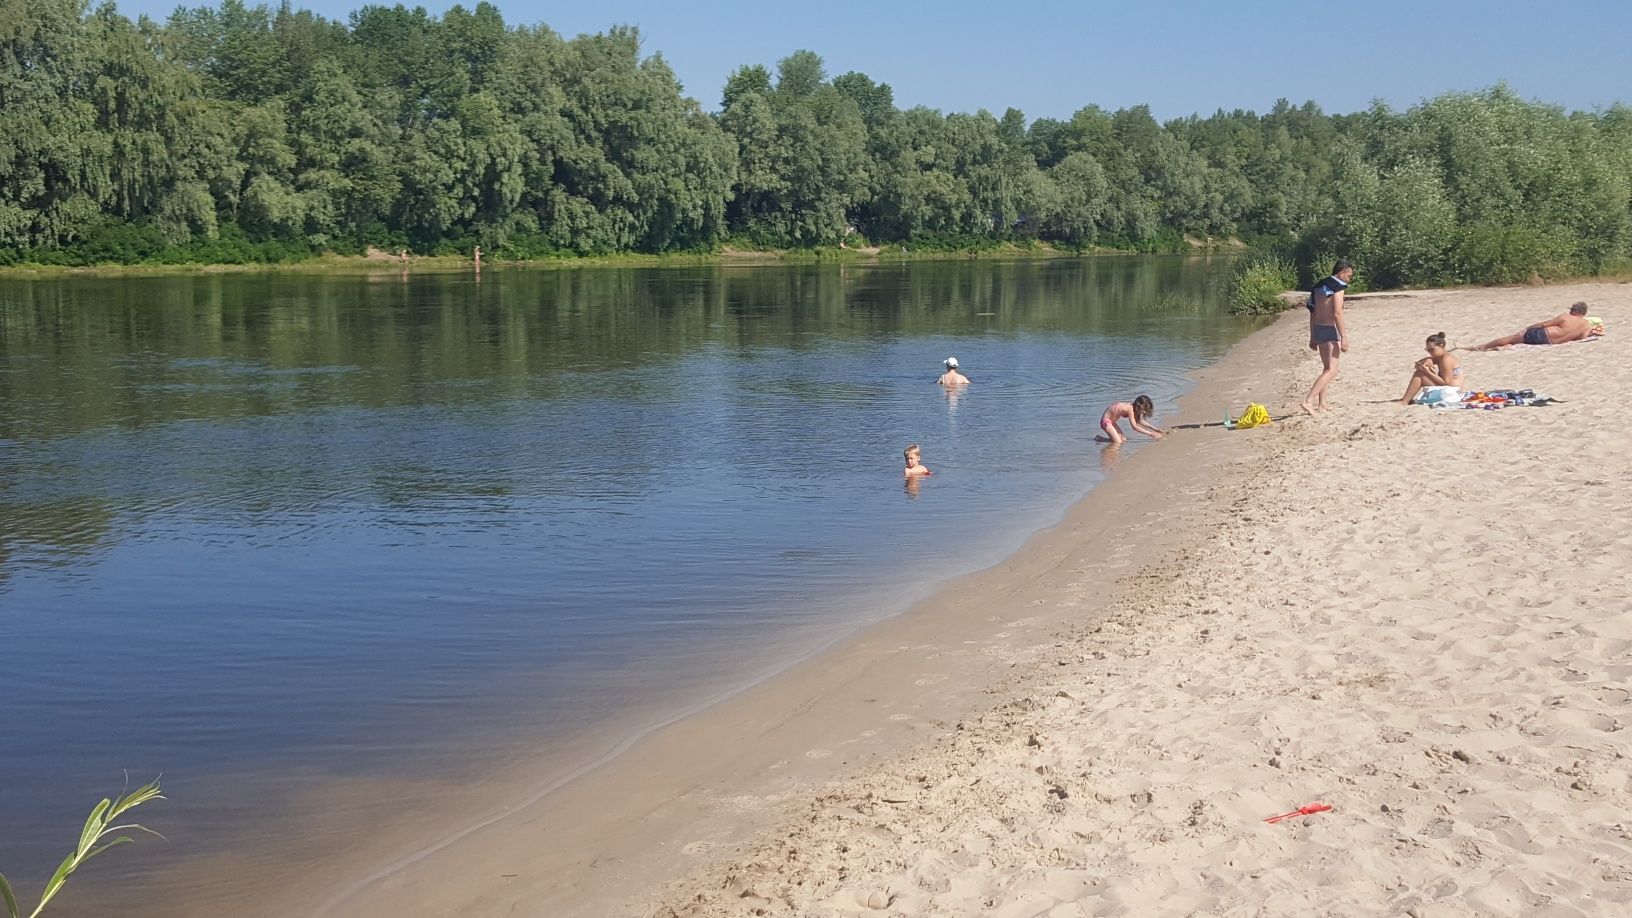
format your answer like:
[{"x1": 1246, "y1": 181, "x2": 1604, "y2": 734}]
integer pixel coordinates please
[
  {"x1": 937, "y1": 357, "x2": 969, "y2": 387},
  {"x1": 1098, "y1": 395, "x2": 1164, "y2": 444},
  {"x1": 903, "y1": 443, "x2": 933, "y2": 478}
]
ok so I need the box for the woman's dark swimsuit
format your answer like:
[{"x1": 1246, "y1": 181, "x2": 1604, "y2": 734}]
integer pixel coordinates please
[
  {"x1": 1522, "y1": 326, "x2": 1551, "y2": 346},
  {"x1": 1313, "y1": 324, "x2": 1341, "y2": 343}
]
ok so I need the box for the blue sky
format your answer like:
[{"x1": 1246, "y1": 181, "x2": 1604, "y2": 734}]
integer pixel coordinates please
[{"x1": 119, "y1": 0, "x2": 1632, "y2": 119}]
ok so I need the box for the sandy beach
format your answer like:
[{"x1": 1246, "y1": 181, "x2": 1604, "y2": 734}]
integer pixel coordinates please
[
  {"x1": 319, "y1": 281, "x2": 1632, "y2": 918},
  {"x1": 637, "y1": 281, "x2": 1632, "y2": 918}
]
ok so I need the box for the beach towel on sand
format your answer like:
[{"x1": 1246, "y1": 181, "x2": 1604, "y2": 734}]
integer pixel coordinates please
[
  {"x1": 1414, "y1": 386, "x2": 1461, "y2": 406},
  {"x1": 1441, "y1": 388, "x2": 1561, "y2": 410}
]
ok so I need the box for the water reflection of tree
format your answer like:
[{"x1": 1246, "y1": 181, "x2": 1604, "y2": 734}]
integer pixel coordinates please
[
  {"x1": 0, "y1": 500, "x2": 117, "y2": 583},
  {"x1": 0, "y1": 259, "x2": 1236, "y2": 437},
  {"x1": 0, "y1": 258, "x2": 1238, "y2": 577}
]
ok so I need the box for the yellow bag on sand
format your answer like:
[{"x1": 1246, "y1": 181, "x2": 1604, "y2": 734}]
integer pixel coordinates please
[{"x1": 1233, "y1": 403, "x2": 1271, "y2": 429}]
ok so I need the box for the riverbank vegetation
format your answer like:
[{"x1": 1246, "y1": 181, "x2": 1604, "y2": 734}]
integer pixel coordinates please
[
  {"x1": 2, "y1": 2, "x2": 1628, "y2": 289},
  {"x1": 1223, "y1": 253, "x2": 1300, "y2": 315}
]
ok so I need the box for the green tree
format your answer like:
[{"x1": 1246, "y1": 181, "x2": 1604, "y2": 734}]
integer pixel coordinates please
[
  {"x1": 0, "y1": 0, "x2": 106, "y2": 248},
  {"x1": 720, "y1": 50, "x2": 866, "y2": 246},
  {"x1": 0, "y1": 0, "x2": 1626, "y2": 281},
  {"x1": 289, "y1": 59, "x2": 399, "y2": 244},
  {"x1": 1045, "y1": 152, "x2": 1110, "y2": 244}
]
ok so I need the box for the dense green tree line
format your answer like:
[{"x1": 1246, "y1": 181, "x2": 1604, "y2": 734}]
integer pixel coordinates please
[{"x1": 2, "y1": 0, "x2": 1629, "y2": 286}]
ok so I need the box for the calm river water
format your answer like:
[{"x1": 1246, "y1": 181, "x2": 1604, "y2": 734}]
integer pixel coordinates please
[{"x1": 0, "y1": 256, "x2": 1253, "y2": 913}]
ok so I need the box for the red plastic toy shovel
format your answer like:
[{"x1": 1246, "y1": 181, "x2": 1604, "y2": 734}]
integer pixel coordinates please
[{"x1": 1264, "y1": 802, "x2": 1331, "y2": 824}]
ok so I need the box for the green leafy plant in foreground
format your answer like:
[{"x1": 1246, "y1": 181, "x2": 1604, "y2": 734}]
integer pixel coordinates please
[{"x1": 0, "y1": 779, "x2": 164, "y2": 918}]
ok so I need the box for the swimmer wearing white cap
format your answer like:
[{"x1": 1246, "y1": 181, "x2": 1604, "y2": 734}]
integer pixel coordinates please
[{"x1": 938, "y1": 357, "x2": 969, "y2": 387}]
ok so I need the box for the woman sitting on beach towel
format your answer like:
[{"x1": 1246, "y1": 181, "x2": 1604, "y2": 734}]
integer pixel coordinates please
[{"x1": 1401, "y1": 332, "x2": 1467, "y2": 405}]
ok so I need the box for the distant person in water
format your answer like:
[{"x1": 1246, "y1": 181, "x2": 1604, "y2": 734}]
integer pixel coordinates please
[
  {"x1": 399, "y1": 248, "x2": 409, "y2": 265},
  {"x1": 903, "y1": 443, "x2": 933, "y2": 479},
  {"x1": 938, "y1": 357, "x2": 969, "y2": 386},
  {"x1": 1098, "y1": 395, "x2": 1164, "y2": 444},
  {"x1": 1468, "y1": 301, "x2": 1602, "y2": 350},
  {"x1": 473, "y1": 245, "x2": 482, "y2": 268},
  {"x1": 1400, "y1": 332, "x2": 1467, "y2": 405},
  {"x1": 1303, "y1": 259, "x2": 1354, "y2": 414}
]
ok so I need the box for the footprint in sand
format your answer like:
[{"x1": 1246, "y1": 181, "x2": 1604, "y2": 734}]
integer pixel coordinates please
[
  {"x1": 721, "y1": 795, "x2": 763, "y2": 812},
  {"x1": 806, "y1": 748, "x2": 833, "y2": 759},
  {"x1": 889, "y1": 713, "x2": 913, "y2": 721},
  {"x1": 681, "y1": 841, "x2": 720, "y2": 855}
]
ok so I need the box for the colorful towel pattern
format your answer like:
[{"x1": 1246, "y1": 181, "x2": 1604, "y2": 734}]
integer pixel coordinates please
[{"x1": 1426, "y1": 388, "x2": 1558, "y2": 410}]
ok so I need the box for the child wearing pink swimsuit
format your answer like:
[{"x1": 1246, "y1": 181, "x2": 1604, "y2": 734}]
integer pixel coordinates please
[{"x1": 1099, "y1": 395, "x2": 1165, "y2": 445}]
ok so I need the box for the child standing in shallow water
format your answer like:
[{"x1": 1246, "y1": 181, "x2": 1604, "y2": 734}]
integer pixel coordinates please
[
  {"x1": 903, "y1": 443, "x2": 933, "y2": 478},
  {"x1": 1098, "y1": 395, "x2": 1164, "y2": 444}
]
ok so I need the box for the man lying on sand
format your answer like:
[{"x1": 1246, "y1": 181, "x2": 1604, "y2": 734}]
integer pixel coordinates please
[{"x1": 1468, "y1": 301, "x2": 1603, "y2": 350}]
